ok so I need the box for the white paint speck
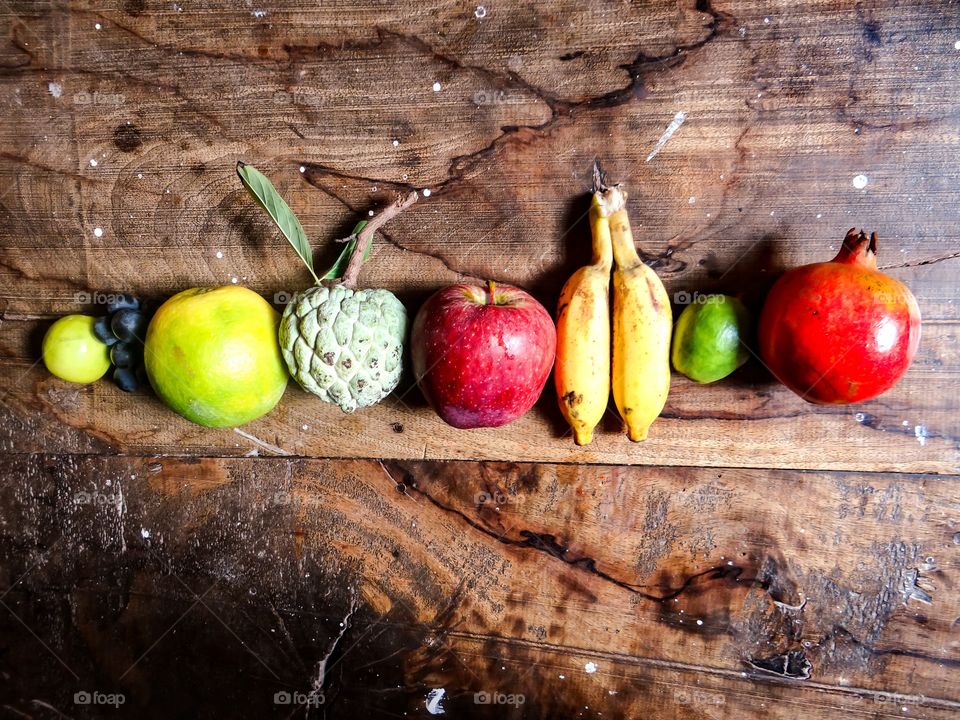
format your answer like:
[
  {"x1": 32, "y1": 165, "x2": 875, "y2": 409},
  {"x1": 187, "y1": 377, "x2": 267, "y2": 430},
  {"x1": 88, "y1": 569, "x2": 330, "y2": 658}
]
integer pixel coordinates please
[
  {"x1": 852, "y1": 174, "x2": 869, "y2": 190},
  {"x1": 392, "y1": 139, "x2": 400, "y2": 147},
  {"x1": 89, "y1": 158, "x2": 98, "y2": 167},
  {"x1": 425, "y1": 688, "x2": 445, "y2": 715},
  {"x1": 251, "y1": 9, "x2": 267, "y2": 18},
  {"x1": 854, "y1": 412, "x2": 866, "y2": 423},
  {"x1": 432, "y1": 81, "x2": 442, "y2": 92},
  {"x1": 422, "y1": 188, "x2": 432, "y2": 197},
  {"x1": 302, "y1": 424, "x2": 309, "y2": 430},
  {"x1": 646, "y1": 110, "x2": 687, "y2": 162},
  {"x1": 141, "y1": 528, "x2": 151, "y2": 538},
  {"x1": 955, "y1": 40, "x2": 960, "y2": 50},
  {"x1": 914, "y1": 425, "x2": 928, "y2": 446},
  {"x1": 93, "y1": 227, "x2": 103, "y2": 237},
  {"x1": 696, "y1": 619, "x2": 704, "y2": 626},
  {"x1": 763, "y1": 16, "x2": 771, "y2": 24},
  {"x1": 584, "y1": 662, "x2": 597, "y2": 673},
  {"x1": 137, "y1": 173, "x2": 143, "y2": 179},
  {"x1": 816, "y1": 213, "x2": 822, "y2": 219},
  {"x1": 215, "y1": 251, "x2": 223, "y2": 259},
  {"x1": 475, "y1": 5, "x2": 487, "y2": 19},
  {"x1": 368, "y1": 210, "x2": 375, "y2": 216},
  {"x1": 299, "y1": 165, "x2": 306, "y2": 173},
  {"x1": 95, "y1": 22, "x2": 102, "y2": 30},
  {"x1": 47, "y1": 81, "x2": 62, "y2": 98},
  {"x1": 559, "y1": 674, "x2": 565, "y2": 679},
  {"x1": 231, "y1": 276, "x2": 238, "y2": 284},
  {"x1": 688, "y1": 196, "x2": 696, "y2": 204}
]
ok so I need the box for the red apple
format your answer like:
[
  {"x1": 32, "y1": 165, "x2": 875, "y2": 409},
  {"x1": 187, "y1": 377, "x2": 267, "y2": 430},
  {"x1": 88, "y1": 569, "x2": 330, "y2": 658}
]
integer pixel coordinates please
[{"x1": 411, "y1": 281, "x2": 557, "y2": 428}]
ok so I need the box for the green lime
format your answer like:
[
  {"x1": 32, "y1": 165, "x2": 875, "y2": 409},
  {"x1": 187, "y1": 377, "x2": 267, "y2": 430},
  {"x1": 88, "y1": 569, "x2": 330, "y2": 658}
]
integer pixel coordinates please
[
  {"x1": 672, "y1": 295, "x2": 751, "y2": 383},
  {"x1": 42, "y1": 315, "x2": 112, "y2": 383}
]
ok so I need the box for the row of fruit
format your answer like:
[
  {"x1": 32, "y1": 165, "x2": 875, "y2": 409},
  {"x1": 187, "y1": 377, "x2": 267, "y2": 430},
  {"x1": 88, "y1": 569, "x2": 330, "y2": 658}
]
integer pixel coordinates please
[{"x1": 41, "y1": 162, "x2": 921, "y2": 443}]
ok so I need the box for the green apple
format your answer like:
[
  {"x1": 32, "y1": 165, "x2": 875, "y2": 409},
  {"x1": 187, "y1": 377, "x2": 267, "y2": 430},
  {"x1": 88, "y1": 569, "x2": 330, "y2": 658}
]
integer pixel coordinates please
[
  {"x1": 144, "y1": 286, "x2": 288, "y2": 428},
  {"x1": 42, "y1": 315, "x2": 112, "y2": 383}
]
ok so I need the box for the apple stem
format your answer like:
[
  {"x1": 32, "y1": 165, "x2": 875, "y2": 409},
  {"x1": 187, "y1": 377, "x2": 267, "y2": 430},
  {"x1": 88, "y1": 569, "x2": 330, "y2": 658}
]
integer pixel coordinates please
[
  {"x1": 339, "y1": 190, "x2": 419, "y2": 289},
  {"x1": 486, "y1": 279, "x2": 497, "y2": 305}
]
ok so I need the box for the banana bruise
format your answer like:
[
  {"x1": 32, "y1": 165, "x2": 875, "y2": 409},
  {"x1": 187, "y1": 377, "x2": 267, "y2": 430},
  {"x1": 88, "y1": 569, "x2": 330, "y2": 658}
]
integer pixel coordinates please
[
  {"x1": 605, "y1": 187, "x2": 672, "y2": 441},
  {"x1": 554, "y1": 193, "x2": 612, "y2": 445}
]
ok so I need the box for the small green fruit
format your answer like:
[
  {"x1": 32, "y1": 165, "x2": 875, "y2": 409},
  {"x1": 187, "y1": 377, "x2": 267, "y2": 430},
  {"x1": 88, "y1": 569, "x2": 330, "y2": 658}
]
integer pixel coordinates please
[
  {"x1": 42, "y1": 315, "x2": 112, "y2": 383},
  {"x1": 144, "y1": 286, "x2": 288, "y2": 427},
  {"x1": 672, "y1": 295, "x2": 752, "y2": 383}
]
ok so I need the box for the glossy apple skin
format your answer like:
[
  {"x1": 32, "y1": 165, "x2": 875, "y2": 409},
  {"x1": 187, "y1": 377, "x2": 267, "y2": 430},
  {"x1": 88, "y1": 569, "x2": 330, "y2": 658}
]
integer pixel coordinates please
[
  {"x1": 759, "y1": 230, "x2": 921, "y2": 404},
  {"x1": 412, "y1": 282, "x2": 557, "y2": 428}
]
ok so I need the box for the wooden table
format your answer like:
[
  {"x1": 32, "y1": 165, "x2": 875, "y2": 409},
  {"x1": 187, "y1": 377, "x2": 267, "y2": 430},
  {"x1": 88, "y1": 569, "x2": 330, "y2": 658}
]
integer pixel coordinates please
[{"x1": 1, "y1": 1, "x2": 958, "y2": 717}]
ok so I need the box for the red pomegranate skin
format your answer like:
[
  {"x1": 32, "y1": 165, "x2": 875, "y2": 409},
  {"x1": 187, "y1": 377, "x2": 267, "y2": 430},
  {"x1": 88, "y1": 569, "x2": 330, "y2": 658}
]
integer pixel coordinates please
[
  {"x1": 411, "y1": 282, "x2": 556, "y2": 428},
  {"x1": 759, "y1": 230, "x2": 921, "y2": 404}
]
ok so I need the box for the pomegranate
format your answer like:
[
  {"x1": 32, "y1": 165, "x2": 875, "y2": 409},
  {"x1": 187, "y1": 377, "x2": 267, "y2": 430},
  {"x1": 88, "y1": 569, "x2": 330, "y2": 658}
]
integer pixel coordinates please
[{"x1": 759, "y1": 229, "x2": 921, "y2": 404}]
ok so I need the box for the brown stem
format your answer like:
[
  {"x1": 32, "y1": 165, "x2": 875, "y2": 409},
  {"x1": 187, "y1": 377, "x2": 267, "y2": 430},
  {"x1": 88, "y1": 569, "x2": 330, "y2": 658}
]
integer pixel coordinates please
[
  {"x1": 340, "y1": 190, "x2": 419, "y2": 289},
  {"x1": 591, "y1": 159, "x2": 608, "y2": 193},
  {"x1": 486, "y1": 279, "x2": 497, "y2": 304}
]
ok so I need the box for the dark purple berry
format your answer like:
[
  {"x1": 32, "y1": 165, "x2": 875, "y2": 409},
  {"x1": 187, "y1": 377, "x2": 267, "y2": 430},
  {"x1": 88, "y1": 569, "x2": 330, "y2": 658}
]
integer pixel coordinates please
[
  {"x1": 113, "y1": 367, "x2": 139, "y2": 392},
  {"x1": 107, "y1": 294, "x2": 140, "y2": 313},
  {"x1": 111, "y1": 310, "x2": 147, "y2": 343},
  {"x1": 92, "y1": 316, "x2": 118, "y2": 346},
  {"x1": 110, "y1": 342, "x2": 137, "y2": 368}
]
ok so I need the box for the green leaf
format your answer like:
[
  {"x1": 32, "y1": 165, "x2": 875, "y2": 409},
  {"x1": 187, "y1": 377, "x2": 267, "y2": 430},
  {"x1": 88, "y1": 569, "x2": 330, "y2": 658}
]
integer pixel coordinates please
[
  {"x1": 237, "y1": 161, "x2": 319, "y2": 284},
  {"x1": 320, "y1": 221, "x2": 369, "y2": 281}
]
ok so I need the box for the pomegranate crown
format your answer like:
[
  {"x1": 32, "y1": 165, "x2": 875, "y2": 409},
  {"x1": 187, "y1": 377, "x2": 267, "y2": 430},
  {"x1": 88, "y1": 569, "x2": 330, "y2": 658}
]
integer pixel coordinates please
[{"x1": 835, "y1": 228, "x2": 878, "y2": 268}]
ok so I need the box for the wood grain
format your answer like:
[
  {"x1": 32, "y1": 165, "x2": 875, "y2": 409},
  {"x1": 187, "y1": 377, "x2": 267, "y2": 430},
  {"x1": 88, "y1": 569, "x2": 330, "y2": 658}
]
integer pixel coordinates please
[
  {"x1": 1, "y1": 454, "x2": 957, "y2": 717},
  {"x1": 1, "y1": 0, "x2": 959, "y2": 473},
  {"x1": 1, "y1": 317, "x2": 957, "y2": 472},
  {"x1": 2, "y1": 0, "x2": 960, "y2": 717}
]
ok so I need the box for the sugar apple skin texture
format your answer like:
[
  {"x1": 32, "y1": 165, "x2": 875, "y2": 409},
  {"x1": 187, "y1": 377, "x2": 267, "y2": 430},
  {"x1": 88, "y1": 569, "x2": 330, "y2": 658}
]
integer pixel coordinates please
[
  {"x1": 280, "y1": 285, "x2": 407, "y2": 412},
  {"x1": 237, "y1": 161, "x2": 418, "y2": 414}
]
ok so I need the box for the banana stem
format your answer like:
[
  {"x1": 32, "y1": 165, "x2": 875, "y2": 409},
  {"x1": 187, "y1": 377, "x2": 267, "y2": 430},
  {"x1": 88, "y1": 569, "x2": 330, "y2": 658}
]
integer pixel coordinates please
[
  {"x1": 588, "y1": 194, "x2": 614, "y2": 270},
  {"x1": 604, "y1": 188, "x2": 642, "y2": 270},
  {"x1": 340, "y1": 190, "x2": 419, "y2": 289}
]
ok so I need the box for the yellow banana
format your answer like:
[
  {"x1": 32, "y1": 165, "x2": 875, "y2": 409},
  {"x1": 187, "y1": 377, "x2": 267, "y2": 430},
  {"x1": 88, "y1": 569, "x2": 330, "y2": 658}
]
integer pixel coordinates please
[
  {"x1": 554, "y1": 189, "x2": 612, "y2": 445},
  {"x1": 605, "y1": 185, "x2": 672, "y2": 441}
]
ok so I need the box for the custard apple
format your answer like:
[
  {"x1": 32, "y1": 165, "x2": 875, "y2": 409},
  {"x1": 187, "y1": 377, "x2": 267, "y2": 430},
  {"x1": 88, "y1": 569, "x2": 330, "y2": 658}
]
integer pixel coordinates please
[{"x1": 279, "y1": 285, "x2": 407, "y2": 412}]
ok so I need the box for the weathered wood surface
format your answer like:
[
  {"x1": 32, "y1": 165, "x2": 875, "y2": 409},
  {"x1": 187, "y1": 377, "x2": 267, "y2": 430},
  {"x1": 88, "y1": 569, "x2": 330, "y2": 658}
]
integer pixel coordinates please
[
  {"x1": 1, "y1": 318, "x2": 958, "y2": 472},
  {"x1": 1, "y1": 0, "x2": 960, "y2": 717},
  {"x1": 2, "y1": 0, "x2": 960, "y2": 471},
  {"x1": 1, "y1": 455, "x2": 958, "y2": 718}
]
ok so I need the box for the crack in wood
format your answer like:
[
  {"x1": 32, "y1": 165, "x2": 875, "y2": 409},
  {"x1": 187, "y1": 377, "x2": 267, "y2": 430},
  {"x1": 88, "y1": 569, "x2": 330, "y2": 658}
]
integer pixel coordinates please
[
  {"x1": 389, "y1": 463, "x2": 769, "y2": 605},
  {"x1": 296, "y1": 6, "x2": 730, "y2": 279}
]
